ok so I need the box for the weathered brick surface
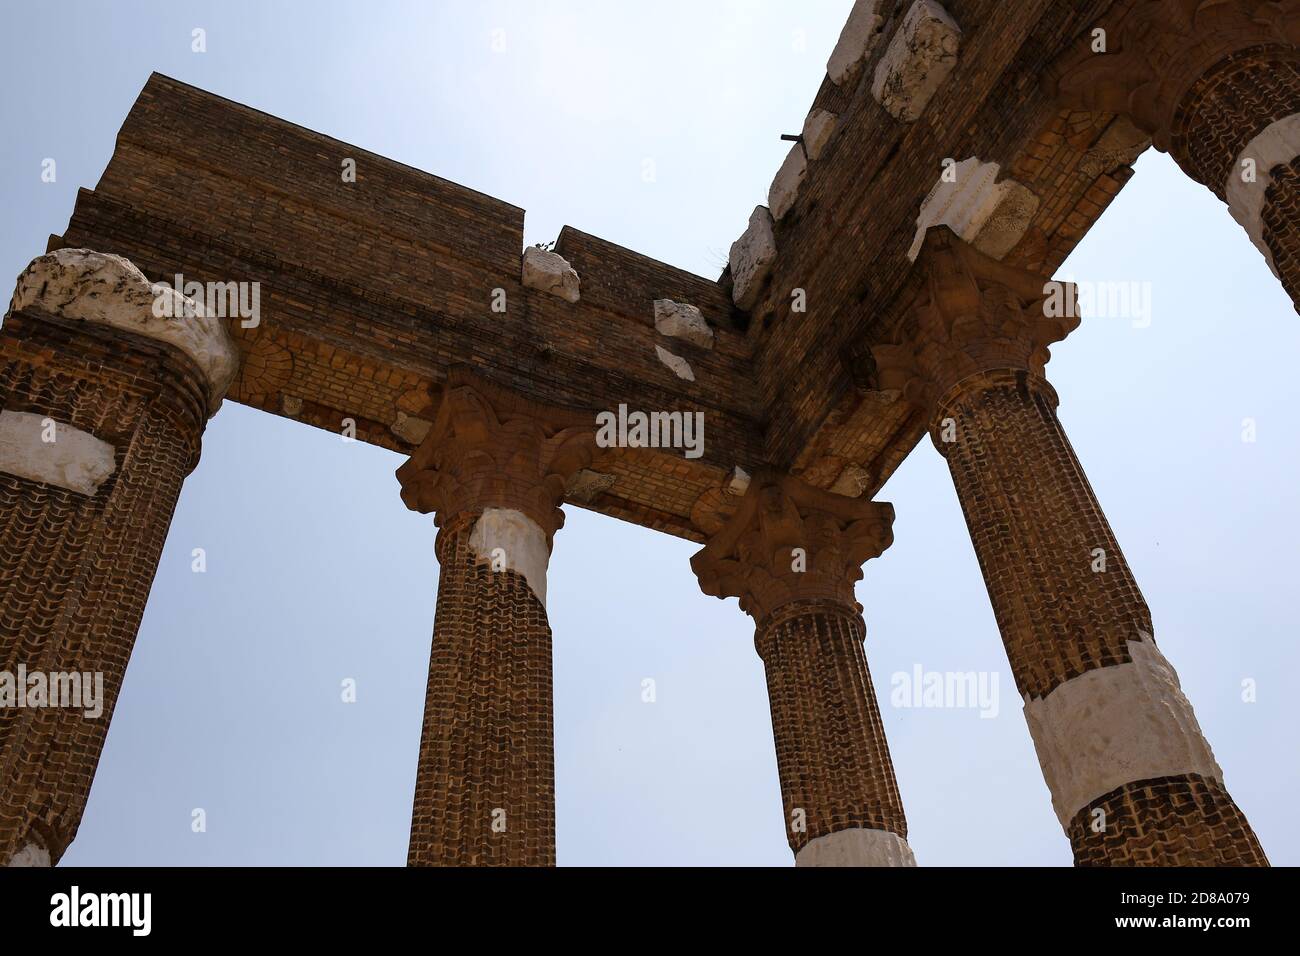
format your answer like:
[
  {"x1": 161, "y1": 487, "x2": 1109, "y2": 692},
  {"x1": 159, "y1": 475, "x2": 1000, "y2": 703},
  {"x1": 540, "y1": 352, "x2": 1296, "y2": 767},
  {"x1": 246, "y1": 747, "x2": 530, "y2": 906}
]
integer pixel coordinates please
[
  {"x1": 756, "y1": 600, "x2": 907, "y2": 853},
  {"x1": 0, "y1": 311, "x2": 208, "y2": 864},
  {"x1": 406, "y1": 512, "x2": 555, "y2": 866},
  {"x1": 1263, "y1": 156, "x2": 1300, "y2": 306},
  {"x1": 936, "y1": 375, "x2": 1152, "y2": 699},
  {"x1": 1068, "y1": 774, "x2": 1269, "y2": 867}
]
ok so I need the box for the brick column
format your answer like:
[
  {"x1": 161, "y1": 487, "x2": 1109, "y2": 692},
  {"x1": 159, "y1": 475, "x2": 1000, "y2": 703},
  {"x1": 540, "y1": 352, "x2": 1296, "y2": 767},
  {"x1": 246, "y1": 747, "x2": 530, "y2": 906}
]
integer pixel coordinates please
[
  {"x1": 0, "y1": 249, "x2": 237, "y2": 866},
  {"x1": 874, "y1": 228, "x2": 1267, "y2": 865},
  {"x1": 691, "y1": 471, "x2": 915, "y2": 866},
  {"x1": 1047, "y1": 0, "x2": 1300, "y2": 308},
  {"x1": 395, "y1": 369, "x2": 593, "y2": 866}
]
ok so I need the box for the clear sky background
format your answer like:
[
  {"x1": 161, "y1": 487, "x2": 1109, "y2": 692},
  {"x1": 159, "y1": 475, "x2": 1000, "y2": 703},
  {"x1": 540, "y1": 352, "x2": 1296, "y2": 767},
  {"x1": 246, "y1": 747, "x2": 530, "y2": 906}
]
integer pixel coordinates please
[{"x1": 2, "y1": 0, "x2": 1296, "y2": 866}]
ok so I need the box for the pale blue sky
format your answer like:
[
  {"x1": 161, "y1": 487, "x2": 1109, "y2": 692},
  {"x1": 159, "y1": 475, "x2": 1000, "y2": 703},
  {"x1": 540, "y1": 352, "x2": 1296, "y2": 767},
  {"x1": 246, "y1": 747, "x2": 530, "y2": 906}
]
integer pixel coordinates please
[{"x1": 2, "y1": 1, "x2": 1295, "y2": 866}]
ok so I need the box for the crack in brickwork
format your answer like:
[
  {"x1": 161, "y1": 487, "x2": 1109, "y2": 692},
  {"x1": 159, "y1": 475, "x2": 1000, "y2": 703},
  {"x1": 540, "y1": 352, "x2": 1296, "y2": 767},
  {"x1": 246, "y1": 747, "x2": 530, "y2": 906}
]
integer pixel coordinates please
[
  {"x1": 755, "y1": 599, "x2": 907, "y2": 853},
  {"x1": 406, "y1": 513, "x2": 555, "y2": 867}
]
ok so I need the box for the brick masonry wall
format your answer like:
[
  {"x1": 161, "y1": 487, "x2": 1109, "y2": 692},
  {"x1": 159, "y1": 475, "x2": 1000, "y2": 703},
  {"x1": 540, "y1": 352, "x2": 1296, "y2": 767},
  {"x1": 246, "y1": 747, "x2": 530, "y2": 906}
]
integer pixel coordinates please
[{"x1": 0, "y1": 311, "x2": 208, "y2": 863}]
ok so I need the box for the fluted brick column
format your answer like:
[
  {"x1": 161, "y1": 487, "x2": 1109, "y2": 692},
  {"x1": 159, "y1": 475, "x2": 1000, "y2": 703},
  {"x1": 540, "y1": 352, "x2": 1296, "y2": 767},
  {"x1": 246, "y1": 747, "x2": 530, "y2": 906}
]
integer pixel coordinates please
[
  {"x1": 1047, "y1": 0, "x2": 1300, "y2": 309},
  {"x1": 874, "y1": 228, "x2": 1267, "y2": 865},
  {"x1": 395, "y1": 369, "x2": 593, "y2": 866},
  {"x1": 691, "y1": 471, "x2": 915, "y2": 866},
  {"x1": 0, "y1": 249, "x2": 237, "y2": 866}
]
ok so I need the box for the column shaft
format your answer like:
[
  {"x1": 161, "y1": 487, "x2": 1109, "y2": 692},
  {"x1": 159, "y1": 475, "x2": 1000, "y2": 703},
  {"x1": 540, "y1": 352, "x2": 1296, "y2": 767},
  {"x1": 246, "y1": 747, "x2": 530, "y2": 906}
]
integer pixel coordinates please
[
  {"x1": 395, "y1": 369, "x2": 592, "y2": 867},
  {"x1": 936, "y1": 371, "x2": 1267, "y2": 866},
  {"x1": 756, "y1": 599, "x2": 911, "y2": 865},
  {"x1": 0, "y1": 249, "x2": 233, "y2": 865},
  {"x1": 692, "y1": 472, "x2": 915, "y2": 865},
  {"x1": 407, "y1": 511, "x2": 555, "y2": 866}
]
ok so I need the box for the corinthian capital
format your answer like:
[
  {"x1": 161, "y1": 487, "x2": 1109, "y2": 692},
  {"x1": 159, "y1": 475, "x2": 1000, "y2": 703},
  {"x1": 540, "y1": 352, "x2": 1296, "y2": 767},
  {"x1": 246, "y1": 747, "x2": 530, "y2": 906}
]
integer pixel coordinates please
[
  {"x1": 395, "y1": 367, "x2": 595, "y2": 539},
  {"x1": 1044, "y1": 0, "x2": 1300, "y2": 150},
  {"x1": 870, "y1": 227, "x2": 1077, "y2": 420},
  {"x1": 690, "y1": 471, "x2": 895, "y2": 622}
]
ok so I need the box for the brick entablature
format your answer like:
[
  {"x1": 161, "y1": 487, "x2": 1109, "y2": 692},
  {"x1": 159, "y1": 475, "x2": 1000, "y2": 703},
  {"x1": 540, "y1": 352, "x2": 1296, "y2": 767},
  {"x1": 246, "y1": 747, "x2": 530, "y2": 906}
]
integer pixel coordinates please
[{"x1": 0, "y1": 305, "x2": 216, "y2": 865}]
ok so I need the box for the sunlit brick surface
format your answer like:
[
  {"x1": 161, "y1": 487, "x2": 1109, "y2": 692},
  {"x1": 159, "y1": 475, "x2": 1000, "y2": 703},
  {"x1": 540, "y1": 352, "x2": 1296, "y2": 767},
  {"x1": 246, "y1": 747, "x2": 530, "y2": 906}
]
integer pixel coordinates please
[{"x1": 406, "y1": 513, "x2": 555, "y2": 867}]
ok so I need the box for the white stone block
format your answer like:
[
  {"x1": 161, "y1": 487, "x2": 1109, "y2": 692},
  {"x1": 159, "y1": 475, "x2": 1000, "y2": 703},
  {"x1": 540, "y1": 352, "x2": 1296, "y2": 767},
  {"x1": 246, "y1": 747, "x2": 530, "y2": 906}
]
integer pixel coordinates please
[
  {"x1": 5, "y1": 843, "x2": 52, "y2": 867},
  {"x1": 0, "y1": 410, "x2": 116, "y2": 496},
  {"x1": 469, "y1": 507, "x2": 551, "y2": 608},
  {"x1": 1023, "y1": 637, "x2": 1224, "y2": 829},
  {"x1": 1226, "y1": 112, "x2": 1300, "y2": 278},
  {"x1": 654, "y1": 345, "x2": 695, "y2": 382},
  {"x1": 391, "y1": 411, "x2": 432, "y2": 444},
  {"x1": 728, "y1": 206, "x2": 777, "y2": 311},
  {"x1": 653, "y1": 299, "x2": 714, "y2": 349},
  {"x1": 830, "y1": 463, "x2": 872, "y2": 497},
  {"x1": 727, "y1": 465, "x2": 751, "y2": 497},
  {"x1": 909, "y1": 157, "x2": 1036, "y2": 261},
  {"x1": 802, "y1": 109, "x2": 838, "y2": 161},
  {"x1": 795, "y1": 828, "x2": 917, "y2": 867},
  {"x1": 521, "y1": 246, "x2": 580, "y2": 303},
  {"x1": 769, "y1": 144, "x2": 808, "y2": 221},
  {"x1": 827, "y1": 0, "x2": 885, "y2": 87},
  {"x1": 872, "y1": 0, "x2": 962, "y2": 122}
]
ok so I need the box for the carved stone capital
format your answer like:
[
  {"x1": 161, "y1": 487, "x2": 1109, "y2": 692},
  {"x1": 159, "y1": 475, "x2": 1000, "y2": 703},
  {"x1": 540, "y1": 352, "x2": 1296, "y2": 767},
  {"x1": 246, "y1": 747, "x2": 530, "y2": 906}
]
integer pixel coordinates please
[
  {"x1": 690, "y1": 470, "x2": 895, "y2": 622},
  {"x1": 870, "y1": 227, "x2": 1077, "y2": 422},
  {"x1": 9, "y1": 248, "x2": 239, "y2": 415},
  {"x1": 1044, "y1": 0, "x2": 1300, "y2": 153},
  {"x1": 394, "y1": 368, "x2": 595, "y2": 541}
]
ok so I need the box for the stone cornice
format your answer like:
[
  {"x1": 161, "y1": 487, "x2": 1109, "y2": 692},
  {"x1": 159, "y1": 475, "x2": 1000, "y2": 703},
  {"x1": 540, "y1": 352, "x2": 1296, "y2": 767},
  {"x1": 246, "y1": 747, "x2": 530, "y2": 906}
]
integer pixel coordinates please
[
  {"x1": 1044, "y1": 0, "x2": 1300, "y2": 152},
  {"x1": 394, "y1": 367, "x2": 596, "y2": 540},
  {"x1": 690, "y1": 469, "x2": 894, "y2": 622},
  {"x1": 870, "y1": 228, "x2": 1077, "y2": 424}
]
